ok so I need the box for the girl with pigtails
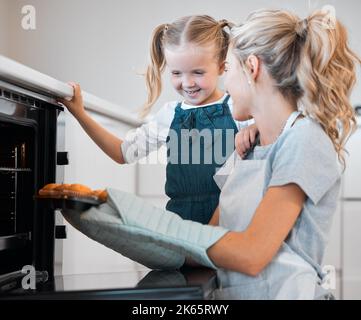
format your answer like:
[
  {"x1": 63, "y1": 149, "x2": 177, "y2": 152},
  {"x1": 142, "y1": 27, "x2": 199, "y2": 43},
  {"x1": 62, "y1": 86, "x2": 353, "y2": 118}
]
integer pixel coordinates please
[{"x1": 59, "y1": 15, "x2": 253, "y2": 225}]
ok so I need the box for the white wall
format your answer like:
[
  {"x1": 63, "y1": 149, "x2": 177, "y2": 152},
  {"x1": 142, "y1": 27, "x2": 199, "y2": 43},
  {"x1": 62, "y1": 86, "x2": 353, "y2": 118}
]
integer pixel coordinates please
[
  {"x1": 4, "y1": 0, "x2": 361, "y2": 111},
  {"x1": 0, "y1": 0, "x2": 9, "y2": 55}
]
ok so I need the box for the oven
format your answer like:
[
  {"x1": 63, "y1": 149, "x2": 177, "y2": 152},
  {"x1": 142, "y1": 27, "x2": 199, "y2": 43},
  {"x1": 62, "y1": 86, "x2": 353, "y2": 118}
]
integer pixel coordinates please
[
  {"x1": 0, "y1": 79, "x2": 66, "y2": 285},
  {"x1": 0, "y1": 57, "x2": 217, "y2": 299}
]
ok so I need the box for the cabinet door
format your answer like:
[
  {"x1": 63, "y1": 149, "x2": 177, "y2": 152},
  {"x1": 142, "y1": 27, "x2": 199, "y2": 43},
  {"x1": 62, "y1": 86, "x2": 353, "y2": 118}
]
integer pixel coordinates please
[
  {"x1": 59, "y1": 112, "x2": 143, "y2": 275},
  {"x1": 137, "y1": 145, "x2": 167, "y2": 197},
  {"x1": 137, "y1": 144, "x2": 169, "y2": 211},
  {"x1": 343, "y1": 127, "x2": 361, "y2": 198},
  {"x1": 342, "y1": 201, "x2": 361, "y2": 299}
]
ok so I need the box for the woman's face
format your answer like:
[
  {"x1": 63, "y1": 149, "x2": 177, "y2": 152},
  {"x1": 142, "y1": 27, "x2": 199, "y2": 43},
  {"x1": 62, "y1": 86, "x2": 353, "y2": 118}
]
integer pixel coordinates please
[{"x1": 224, "y1": 50, "x2": 252, "y2": 121}]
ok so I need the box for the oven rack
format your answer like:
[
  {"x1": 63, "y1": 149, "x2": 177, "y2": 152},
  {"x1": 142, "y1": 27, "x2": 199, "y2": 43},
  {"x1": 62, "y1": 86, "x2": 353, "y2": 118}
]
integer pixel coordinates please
[{"x1": 0, "y1": 167, "x2": 31, "y2": 172}]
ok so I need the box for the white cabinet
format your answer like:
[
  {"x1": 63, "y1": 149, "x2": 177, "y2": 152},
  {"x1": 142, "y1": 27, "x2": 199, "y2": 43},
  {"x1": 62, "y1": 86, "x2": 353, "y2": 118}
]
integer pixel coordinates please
[
  {"x1": 56, "y1": 111, "x2": 147, "y2": 275},
  {"x1": 137, "y1": 146, "x2": 167, "y2": 197},
  {"x1": 342, "y1": 201, "x2": 361, "y2": 299},
  {"x1": 340, "y1": 124, "x2": 361, "y2": 299},
  {"x1": 137, "y1": 145, "x2": 169, "y2": 209},
  {"x1": 320, "y1": 124, "x2": 361, "y2": 300},
  {"x1": 343, "y1": 125, "x2": 361, "y2": 199}
]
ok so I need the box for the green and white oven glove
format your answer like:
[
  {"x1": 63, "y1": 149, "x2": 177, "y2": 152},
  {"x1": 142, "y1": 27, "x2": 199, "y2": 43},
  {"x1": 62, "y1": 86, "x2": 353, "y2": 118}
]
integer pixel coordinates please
[{"x1": 62, "y1": 188, "x2": 229, "y2": 270}]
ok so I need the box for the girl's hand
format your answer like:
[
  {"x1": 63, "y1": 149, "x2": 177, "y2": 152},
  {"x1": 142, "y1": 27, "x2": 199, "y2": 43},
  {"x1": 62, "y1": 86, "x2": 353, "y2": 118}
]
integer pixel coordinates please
[
  {"x1": 235, "y1": 123, "x2": 259, "y2": 158},
  {"x1": 57, "y1": 82, "x2": 85, "y2": 119}
]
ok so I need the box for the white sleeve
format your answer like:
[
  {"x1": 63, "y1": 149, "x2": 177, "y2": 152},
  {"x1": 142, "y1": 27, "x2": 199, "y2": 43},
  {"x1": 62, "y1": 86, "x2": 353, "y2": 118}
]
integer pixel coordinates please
[{"x1": 120, "y1": 102, "x2": 176, "y2": 163}]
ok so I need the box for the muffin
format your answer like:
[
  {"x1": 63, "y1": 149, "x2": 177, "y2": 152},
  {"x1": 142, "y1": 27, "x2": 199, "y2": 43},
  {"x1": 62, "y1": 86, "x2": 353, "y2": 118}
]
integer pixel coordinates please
[
  {"x1": 62, "y1": 184, "x2": 93, "y2": 198},
  {"x1": 92, "y1": 189, "x2": 108, "y2": 202},
  {"x1": 38, "y1": 183, "x2": 107, "y2": 202},
  {"x1": 38, "y1": 183, "x2": 62, "y2": 197}
]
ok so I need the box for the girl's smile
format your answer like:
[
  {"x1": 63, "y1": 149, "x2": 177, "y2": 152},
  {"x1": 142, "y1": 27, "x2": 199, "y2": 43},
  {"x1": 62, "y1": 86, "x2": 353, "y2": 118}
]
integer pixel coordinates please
[{"x1": 165, "y1": 44, "x2": 224, "y2": 106}]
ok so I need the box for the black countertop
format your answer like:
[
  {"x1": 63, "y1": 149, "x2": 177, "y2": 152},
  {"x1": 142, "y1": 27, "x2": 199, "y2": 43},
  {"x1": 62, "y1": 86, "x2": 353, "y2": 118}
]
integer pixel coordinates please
[{"x1": 0, "y1": 267, "x2": 217, "y2": 300}]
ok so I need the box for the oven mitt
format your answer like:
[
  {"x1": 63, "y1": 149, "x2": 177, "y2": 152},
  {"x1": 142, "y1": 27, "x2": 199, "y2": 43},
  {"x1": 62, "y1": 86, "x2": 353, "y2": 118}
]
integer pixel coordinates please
[
  {"x1": 62, "y1": 188, "x2": 228, "y2": 270},
  {"x1": 106, "y1": 188, "x2": 228, "y2": 269},
  {"x1": 62, "y1": 203, "x2": 185, "y2": 270}
]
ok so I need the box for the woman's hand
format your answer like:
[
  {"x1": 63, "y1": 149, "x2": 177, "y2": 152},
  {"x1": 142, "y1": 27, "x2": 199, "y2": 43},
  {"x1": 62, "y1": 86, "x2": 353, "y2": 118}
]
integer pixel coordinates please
[
  {"x1": 235, "y1": 123, "x2": 259, "y2": 158},
  {"x1": 57, "y1": 82, "x2": 85, "y2": 119}
]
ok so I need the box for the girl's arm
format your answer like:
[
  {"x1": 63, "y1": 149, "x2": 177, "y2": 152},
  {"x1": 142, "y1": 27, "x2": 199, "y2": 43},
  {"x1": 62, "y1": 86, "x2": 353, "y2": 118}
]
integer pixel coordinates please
[
  {"x1": 208, "y1": 206, "x2": 220, "y2": 226},
  {"x1": 58, "y1": 83, "x2": 126, "y2": 164},
  {"x1": 76, "y1": 111, "x2": 125, "y2": 164},
  {"x1": 207, "y1": 183, "x2": 306, "y2": 276}
]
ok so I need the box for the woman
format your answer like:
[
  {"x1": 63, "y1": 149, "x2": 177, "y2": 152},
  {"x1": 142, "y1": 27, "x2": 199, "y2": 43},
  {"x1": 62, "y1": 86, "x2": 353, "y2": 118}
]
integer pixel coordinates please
[{"x1": 205, "y1": 8, "x2": 359, "y2": 299}]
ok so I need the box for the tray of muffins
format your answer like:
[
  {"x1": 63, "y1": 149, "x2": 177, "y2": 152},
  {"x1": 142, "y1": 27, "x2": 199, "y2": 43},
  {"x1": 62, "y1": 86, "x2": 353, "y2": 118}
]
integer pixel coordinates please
[{"x1": 35, "y1": 183, "x2": 108, "y2": 211}]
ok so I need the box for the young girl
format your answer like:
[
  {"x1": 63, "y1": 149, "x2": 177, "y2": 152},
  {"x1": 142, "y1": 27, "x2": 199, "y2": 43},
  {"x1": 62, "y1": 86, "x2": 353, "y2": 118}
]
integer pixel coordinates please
[{"x1": 59, "y1": 15, "x2": 248, "y2": 225}]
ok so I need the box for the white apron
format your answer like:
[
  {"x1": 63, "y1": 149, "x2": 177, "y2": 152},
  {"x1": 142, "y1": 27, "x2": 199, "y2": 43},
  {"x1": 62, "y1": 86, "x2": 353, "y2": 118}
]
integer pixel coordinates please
[{"x1": 214, "y1": 111, "x2": 318, "y2": 300}]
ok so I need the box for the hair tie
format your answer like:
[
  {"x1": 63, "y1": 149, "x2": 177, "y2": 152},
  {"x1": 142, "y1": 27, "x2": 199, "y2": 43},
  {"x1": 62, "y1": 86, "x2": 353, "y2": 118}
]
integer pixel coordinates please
[
  {"x1": 295, "y1": 18, "x2": 308, "y2": 38},
  {"x1": 164, "y1": 24, "x2": 169, "y2": 32},
  {"x1": 218, "y1": 19, "x2": 228, "y2": 28}
]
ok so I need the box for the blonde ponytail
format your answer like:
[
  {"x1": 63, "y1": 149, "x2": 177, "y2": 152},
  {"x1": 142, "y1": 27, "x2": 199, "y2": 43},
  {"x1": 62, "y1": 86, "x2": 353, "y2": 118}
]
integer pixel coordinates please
[
  {"x1": 140, "y1": 24, "x2": 167, "y2": 119},
  {"x1": 231, "y1": 9, "x2": 360, "y2": 167},
  {"x1": 296, "y1": 11, "x2": 360, "y2": 167}
]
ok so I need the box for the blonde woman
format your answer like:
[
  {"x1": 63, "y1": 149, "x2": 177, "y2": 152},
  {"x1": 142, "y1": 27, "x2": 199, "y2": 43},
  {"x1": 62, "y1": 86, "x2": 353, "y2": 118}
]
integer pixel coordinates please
[{"x1": 205, "y1": 8, "x2": 360, "y2": 299}]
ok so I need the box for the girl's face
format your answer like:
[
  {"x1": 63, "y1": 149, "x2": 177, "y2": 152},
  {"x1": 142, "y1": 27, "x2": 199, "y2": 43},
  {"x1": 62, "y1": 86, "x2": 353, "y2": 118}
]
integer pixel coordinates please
[
  {"x1": 224, "y1": 50, "x2": 252, "y2": 121},
  {"x1": 165, "y1": 44, "x2": 224, "y2": 106}
]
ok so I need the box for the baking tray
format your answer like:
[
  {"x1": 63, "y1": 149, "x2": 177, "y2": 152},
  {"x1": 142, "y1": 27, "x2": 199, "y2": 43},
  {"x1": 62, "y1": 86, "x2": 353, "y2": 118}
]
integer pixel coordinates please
[{"x1": 35, "y1": 196, "x2": 103, "y2": 211}]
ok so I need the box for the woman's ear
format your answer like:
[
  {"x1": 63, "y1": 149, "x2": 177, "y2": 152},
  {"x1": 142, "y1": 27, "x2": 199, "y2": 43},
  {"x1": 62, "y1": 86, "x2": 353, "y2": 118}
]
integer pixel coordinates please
[{"x1": 246, "y1": 55, "x2": 260, "y2": 81}]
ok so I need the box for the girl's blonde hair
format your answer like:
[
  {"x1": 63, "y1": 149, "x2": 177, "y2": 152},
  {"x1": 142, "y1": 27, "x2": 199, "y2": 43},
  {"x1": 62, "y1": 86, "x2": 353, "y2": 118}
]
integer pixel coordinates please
[
  {"x1": 141, "y1": 15, "x2": 233, "y2": 118},
  {"x1": 231, "y1": 9, "x2": 360, "y2": 167}
]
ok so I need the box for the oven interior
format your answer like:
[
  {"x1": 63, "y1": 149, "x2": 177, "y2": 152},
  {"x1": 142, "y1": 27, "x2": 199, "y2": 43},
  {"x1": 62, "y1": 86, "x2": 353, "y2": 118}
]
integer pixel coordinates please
[{"x1": 0, "y1": 121, "x2": 35, "y2": 274}]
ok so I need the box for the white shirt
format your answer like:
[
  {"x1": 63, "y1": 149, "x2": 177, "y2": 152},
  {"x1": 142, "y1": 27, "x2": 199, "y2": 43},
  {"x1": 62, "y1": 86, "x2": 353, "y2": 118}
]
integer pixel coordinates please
[{"x1": 121, "y1": 94, "x2": 249, "y2": 163}]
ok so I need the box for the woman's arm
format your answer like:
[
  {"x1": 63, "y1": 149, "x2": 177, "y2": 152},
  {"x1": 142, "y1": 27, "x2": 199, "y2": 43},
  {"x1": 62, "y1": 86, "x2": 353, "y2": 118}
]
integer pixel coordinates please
[{"x1": 207, "y1": 183, "x2": 306, "y2": 276}]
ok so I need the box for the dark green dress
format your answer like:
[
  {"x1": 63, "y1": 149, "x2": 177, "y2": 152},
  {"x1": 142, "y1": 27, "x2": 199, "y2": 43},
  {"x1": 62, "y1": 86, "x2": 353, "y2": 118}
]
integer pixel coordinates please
[{"x1": 165, "y1": 95, "x2": 238, "y2": 224}]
